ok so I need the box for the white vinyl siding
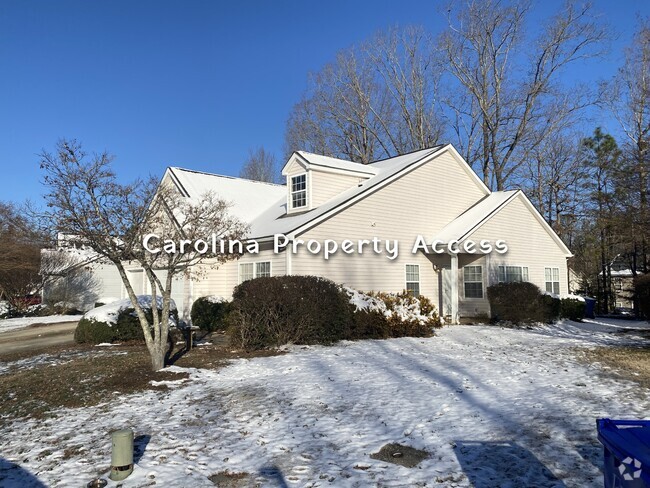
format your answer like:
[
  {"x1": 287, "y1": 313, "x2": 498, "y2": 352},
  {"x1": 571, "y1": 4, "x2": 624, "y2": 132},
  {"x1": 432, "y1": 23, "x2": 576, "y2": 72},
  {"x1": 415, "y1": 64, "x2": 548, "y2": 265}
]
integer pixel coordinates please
[
  {"x1": 463, "y1": 265, "x2": 483, "y2": 299},
  {"x1": 405, "y1": 264, "x2": 420, "y2": 297},
  {"x1": 310, "y1": 170, "x2": 367, "y2": 207},
  {"x1": 498, "y1": 266, "x2": 529, "y2": 283},
  {"x1": 467, "y1": 193, "x2": 569, "y2": 296},
  {"x1": 291, "y1": 174, "x2": 307, "y2": 209},
  {"x1": 545, "y1": 267, "x2": 560, "y2": 294},
  {"x1": 291, "y1": 149, "x2": 487, "y2": 298}
]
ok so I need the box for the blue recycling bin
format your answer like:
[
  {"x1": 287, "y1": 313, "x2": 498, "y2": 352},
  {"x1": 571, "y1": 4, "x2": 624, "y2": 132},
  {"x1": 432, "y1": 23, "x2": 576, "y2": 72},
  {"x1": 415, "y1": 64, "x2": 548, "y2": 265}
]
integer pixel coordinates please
[
  {"x1": 585, "y1": 297, "x2": 597, "y2": 319},
  {"x1": 597, "y1": 418, "x2": 650, "y2": 487}
]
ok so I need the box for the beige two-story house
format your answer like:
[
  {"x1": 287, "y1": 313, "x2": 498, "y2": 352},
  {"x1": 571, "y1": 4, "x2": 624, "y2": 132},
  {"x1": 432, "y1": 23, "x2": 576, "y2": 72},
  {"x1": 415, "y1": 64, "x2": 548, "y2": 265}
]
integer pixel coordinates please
[{"x1": 61, "y1": 144, "x2": 572, "y2": 323}]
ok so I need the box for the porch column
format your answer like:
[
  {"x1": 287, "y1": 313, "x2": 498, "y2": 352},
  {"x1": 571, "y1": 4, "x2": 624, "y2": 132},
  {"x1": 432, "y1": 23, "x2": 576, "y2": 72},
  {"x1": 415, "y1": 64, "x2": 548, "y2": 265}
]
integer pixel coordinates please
[{"x1": 450, "y1": 253, "x2": 459, "y2": 324}]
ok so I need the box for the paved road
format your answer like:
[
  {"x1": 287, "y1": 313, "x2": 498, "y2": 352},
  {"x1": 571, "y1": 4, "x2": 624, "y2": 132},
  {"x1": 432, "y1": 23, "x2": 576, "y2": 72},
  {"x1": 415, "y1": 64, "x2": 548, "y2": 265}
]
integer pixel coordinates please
[{"x1": 0, "y1": 321, "x2": 79, "y2": 355}]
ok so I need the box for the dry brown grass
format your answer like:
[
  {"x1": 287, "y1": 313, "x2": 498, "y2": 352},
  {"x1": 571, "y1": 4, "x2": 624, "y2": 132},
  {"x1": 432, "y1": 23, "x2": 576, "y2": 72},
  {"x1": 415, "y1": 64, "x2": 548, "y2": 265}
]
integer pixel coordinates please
[
  {"x1": 581, "y1": 346, "x2": 650, "y2": 389},
  {"x1": 0, "y1": 337, "x2": 282, "y2": 424}
]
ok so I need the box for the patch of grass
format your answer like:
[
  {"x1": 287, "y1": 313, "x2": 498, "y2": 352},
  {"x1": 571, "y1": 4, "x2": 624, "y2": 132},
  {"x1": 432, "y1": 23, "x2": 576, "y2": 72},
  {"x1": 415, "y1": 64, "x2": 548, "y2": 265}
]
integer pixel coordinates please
[
  {"x1": 581, "y1": 346, "x2": 650, "y2": 389},
  {"x1": 208, "y1": 471, "x2": 250, "y2": 487},
  {"x1": 0, "y1": 337, "x2": 282, "y2": 425}
]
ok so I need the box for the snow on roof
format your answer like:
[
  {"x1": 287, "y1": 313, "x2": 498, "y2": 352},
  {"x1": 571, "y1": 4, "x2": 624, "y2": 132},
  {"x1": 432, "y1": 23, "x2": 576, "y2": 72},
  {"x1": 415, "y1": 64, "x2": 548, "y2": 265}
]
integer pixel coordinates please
[
  {"x1": 604, "y1": 269, "x2": 643, "y2": 277},
  {"x1": 249, "y1": 146, "x2": 444, "y2": 238},
  {"x1": 167, "y1": 167, "x2": 287, "y2": 223},
  {"x1": 296, "y1": 151, "x2": 378, "y2": 175},
  {"x1": 432, "y1": 190, "x2": 519, "y2": 243}
]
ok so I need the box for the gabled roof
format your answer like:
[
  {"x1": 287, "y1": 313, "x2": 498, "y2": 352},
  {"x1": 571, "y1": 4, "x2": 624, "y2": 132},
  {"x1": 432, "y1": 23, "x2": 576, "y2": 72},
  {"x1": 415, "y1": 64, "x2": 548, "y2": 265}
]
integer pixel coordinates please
[
  {"x1": 165, "y1": 167, "x2": 286, "y2": 223},
  {"x1": 163, "y1": 144, "x2": 500, "y2": 243},
  {"x1": 433, "y1": 191, "x2": 519, "y2": 243},
  {"x1": 433, "y1": 189, "x2": 573, "y2": 257},
  {"x1": 295, "y1": 151, "x2": 378, "y2": 176},
  {"x1": 249, "y1": 146, "x2": 448, "y2": 238}
]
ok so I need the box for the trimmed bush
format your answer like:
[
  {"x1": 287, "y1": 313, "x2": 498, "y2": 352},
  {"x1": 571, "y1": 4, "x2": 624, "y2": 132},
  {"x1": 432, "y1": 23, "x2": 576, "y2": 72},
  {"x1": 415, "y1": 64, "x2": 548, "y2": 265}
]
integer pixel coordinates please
[
  {"x1": 75, "y1": 305, "x2": 179, "y2": 344},
  {"x1": 635, "y1": 274, "x2": 650, "y2": 319},
  {"x1": 487, "y1": 282, "x2": 560, "y2": 324},
  {"x1": 349, "y1": 310, "x2": 391, "y2": 339},
  {"x1": 540, "y1": 294, "x2": 561, "y2": 321},
  {"x1": 227, "y1": 277, "x2": 442, "y2": 350},
  {"x1": 356, "y1": 291, "x2": 441, "y2": 337},
  {"x1": 560, "y1": 298, "x2": 586, "y2": 321},
  {"x1": 228, "y1": 276, "x2": 353, "y2": 350},
  {"x1": 191, "y1": 296, "x2": 230, "y2": 332}
]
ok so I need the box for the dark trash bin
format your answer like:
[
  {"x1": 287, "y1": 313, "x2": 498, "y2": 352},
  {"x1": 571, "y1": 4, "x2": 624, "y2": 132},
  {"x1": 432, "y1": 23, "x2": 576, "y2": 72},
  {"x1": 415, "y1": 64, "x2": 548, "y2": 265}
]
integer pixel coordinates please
[
  {"x1": 585, "y1": 297, "x2": 597, "y2": 319},
  {"x1": 597, "y1": 418, "x2": 650, "y2": 487}
]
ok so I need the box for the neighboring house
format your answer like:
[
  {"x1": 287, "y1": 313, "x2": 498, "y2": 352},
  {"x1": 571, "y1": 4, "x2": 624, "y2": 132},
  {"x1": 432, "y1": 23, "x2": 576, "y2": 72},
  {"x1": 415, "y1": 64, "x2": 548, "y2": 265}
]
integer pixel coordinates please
[
  {"x1": 41, "y1": 234, "x2": 120, "y2": 312},
  {"x1": 41, "y1": 233, "x2": 191, "y2": 317},
  {"x1": 608, "y1": 268, "x2": 640, "y2": 311},
  {"x1": 59, "y1": 144, "x2": 572, "y2": 322}
]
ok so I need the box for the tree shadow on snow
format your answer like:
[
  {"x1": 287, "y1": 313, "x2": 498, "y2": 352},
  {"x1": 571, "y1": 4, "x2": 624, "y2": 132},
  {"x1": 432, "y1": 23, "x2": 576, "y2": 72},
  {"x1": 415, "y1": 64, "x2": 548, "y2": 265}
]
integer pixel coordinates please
[
  {"x1": 134, "y1": 434, "x2": 152, "y2": 463},
  {"x1": 575, "y1": 443, "x2": 603, "y2": 472},
  {"x1": 0, "y1": 457, "x2": 48, "y2": 488},
  {"x1": 258, "y1": 464, "x2": 288, "y2": 488},
  {"x1": 453, "y1": 440, "x2": 567, "y2": 488}
]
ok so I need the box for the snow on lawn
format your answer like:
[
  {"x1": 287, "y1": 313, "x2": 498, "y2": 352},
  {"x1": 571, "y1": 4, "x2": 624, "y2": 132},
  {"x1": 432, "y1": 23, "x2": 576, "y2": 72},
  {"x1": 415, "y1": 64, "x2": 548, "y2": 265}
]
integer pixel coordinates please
[
  {"x1": 0, "y1": 315, "x2": 81, "y2": 334},
  {"x1": 0, "y1": 349, "x2": 127, "y2": 376},
  {"x1": 1, "y1": 319, "x2": 650, "y2": 487}
]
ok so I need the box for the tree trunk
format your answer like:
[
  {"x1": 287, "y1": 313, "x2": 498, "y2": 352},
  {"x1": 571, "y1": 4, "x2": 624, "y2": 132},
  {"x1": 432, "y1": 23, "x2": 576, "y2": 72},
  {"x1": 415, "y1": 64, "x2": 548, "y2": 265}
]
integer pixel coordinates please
[{"x1": 150, "y1": 345, "x2": 166, "y2": 371}]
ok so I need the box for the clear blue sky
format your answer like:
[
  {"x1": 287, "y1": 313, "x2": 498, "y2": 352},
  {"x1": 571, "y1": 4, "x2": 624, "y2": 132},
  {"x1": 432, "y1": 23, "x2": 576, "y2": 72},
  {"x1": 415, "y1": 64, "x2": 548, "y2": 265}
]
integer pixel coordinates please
[{"x1": 1, "y1": 0, "x2": 648, "y2": 203}]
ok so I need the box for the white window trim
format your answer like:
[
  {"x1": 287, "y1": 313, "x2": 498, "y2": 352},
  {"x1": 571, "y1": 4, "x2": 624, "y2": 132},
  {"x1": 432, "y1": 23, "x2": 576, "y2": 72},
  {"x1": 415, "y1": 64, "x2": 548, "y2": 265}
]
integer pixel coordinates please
[
  {"x1": 238, "y1": 260, "x2": 272, "y2": 284},
  {"x1": 463, "y1": 265, "x2": 484, "y2": 300},
  {"x1": 544, "y1": 266, "x2": 560, "y2": 294},
  {"x1": 497, "y1": 265, "x2": 530, "y2": 284},
  {"x1": 289, "y1": 172, "x2": 309, "y2": 212},
  {"x1": 405, "y1": 263, "x2": 420, "y2": 296}
]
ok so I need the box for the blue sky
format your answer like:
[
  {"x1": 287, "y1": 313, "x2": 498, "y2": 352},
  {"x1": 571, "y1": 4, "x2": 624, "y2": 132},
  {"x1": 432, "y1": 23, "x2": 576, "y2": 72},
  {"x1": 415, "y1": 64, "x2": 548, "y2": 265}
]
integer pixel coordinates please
[{"x1": 1, "y1": 0, "x2": 649, "y2": 203}]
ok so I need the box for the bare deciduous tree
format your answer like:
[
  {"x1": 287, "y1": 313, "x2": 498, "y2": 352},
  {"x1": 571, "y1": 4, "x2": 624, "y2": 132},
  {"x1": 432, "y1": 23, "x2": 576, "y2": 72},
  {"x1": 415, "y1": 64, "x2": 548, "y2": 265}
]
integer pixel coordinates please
[
  {"x1": 0, "y1": 201, "x2": 46, "y2": 310},
  {"x1": 523, "y1": 134, "x2": 585, "y2": 246},
  {"x1": 604, "y1": 19, "x2": 650, "y2": 274},
  {"x1": 285, "y1": 26, "x2": 444, "y2": 163},
  {"x1": 39, "y1": 139, "x2": 248, "y2": 371},
  {"x1": 440, "y1": 0, "x2": 607, "y2": 190},
  {"x1": 239, "y1": 146, "x2": 279, "y2": 183}
]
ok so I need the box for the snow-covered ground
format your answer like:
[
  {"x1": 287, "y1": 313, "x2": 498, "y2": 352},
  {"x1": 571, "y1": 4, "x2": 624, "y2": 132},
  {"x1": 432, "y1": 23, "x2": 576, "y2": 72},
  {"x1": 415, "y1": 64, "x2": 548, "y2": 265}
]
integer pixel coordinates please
[
  {"x1": 1, "y1": 318, "x2": 649, "y2": 487},
  {"x1": 0, "y1": 348, "x2": 127, "y2": 376},
  {"x1": 0, "y1": 315, "x2": 81, "y2": 334}
]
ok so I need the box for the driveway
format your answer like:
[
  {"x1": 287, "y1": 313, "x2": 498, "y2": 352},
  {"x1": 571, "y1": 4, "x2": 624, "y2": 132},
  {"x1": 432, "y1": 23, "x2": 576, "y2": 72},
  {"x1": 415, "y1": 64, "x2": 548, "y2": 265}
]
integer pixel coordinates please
[{"x1": 0, "y1": 321, "x2": 79, "y2": 355}]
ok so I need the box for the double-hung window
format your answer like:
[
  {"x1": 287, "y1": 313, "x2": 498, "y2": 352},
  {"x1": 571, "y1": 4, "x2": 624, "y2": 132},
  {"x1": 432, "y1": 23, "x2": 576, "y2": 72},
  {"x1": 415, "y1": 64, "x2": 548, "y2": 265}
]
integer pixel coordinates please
[
  {"x1": 239, "y1": 261, "x2": 271, "y2": 283},
  {"x1": 291, "y1": 174, "x2": 307, "y2": 209},
  {"x1": 498, "y1": 265, "x2": 529, "y2": 283},
  {"x1": 256, "y1": 261, "x2": 271, "y2": 278},
  {"x1": 544, "y1": 267, "x2": 560, "y2": 294},
  {"x1": 405, "y1": 264, "x2": 420, "y2": 297},
  {"x1": 463, "y1": 265, "x2": 483, "y2": 298}
]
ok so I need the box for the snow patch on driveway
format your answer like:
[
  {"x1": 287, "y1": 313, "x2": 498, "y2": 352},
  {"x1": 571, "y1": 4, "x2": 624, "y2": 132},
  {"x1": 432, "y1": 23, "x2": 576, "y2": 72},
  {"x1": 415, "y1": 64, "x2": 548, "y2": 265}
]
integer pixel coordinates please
[{"x1": 0, "y1": 315, "x2": 80, "y2": 334}]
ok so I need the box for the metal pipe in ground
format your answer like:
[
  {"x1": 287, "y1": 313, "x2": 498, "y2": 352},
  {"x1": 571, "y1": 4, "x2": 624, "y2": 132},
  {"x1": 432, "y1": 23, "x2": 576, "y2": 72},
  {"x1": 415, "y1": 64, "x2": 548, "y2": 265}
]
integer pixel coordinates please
[{"x1": 109, "y1": 429, "x2": 134, "y2": 481}]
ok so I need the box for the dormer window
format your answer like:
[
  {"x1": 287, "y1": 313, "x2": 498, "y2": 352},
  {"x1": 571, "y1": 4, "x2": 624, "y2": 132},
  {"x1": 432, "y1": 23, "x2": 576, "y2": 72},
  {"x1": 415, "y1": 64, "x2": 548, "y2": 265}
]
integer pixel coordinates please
[{"x1": 291, "y1": 174, "x2": 307, "y2": 209}]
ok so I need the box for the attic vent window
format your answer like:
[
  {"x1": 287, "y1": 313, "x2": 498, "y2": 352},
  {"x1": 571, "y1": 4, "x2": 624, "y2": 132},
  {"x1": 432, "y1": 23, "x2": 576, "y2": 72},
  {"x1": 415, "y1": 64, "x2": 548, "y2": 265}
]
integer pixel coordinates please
[{"x1": 291, "y1": 174, "x2": 307, "y2": 209}]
